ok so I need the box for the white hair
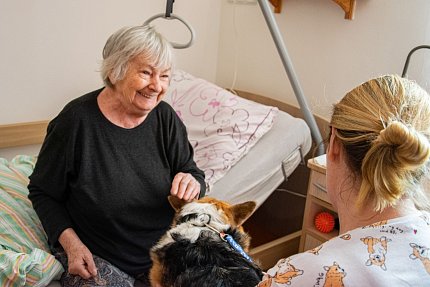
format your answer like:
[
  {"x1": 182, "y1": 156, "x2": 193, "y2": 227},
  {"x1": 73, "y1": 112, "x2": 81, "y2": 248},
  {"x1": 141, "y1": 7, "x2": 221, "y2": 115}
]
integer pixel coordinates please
[{"x1": 101, "y1": 25, "x2": 174, "y2": 87}]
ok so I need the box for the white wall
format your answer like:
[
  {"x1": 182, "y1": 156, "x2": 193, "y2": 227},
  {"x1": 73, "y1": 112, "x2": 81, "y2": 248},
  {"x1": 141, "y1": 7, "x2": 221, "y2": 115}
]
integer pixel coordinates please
[
  {"x1": 216, "y1": 0, "x2": 430, "y2": 120},
  {"x1": 1, "y1": 0, "x2": 429, "y2": 158},
  {"x1": 0, "y1": 0, "x2": 221, "y2": 124}
]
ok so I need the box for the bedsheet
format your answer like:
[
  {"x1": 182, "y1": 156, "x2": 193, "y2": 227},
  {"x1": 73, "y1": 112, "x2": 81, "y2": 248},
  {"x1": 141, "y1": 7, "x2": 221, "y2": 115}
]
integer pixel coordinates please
[{"x1": 209, "y1": 109, "x2": 312, "y2": 207}]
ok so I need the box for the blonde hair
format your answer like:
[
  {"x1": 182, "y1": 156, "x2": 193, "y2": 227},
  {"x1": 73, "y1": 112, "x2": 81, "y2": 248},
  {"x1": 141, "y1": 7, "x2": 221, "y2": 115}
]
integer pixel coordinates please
[
  {"x1": 330, "y1": 75, "x2": 430, "y2": 211},
  {"x1": 101, "y1": 25, "x2": 173, "y2": 88}
]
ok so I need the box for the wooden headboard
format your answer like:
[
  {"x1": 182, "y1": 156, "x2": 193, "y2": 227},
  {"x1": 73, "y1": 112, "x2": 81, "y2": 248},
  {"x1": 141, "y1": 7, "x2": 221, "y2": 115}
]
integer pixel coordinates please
[
  {"x1": 0, "y1": 120, "x2": 48, "y2": 149},
  {"x1": 0, "y1": 90, "x2": 329, "y2": 150}
]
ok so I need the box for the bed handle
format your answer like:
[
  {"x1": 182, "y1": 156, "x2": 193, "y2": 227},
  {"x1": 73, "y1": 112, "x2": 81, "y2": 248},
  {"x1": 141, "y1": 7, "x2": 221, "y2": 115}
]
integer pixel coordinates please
[
  {"x1": 144, "y1": 0, "x2": 195, "y2": 49},
  {"x1": 401, "y1": 45, "x2": 430, "y2": 77}
]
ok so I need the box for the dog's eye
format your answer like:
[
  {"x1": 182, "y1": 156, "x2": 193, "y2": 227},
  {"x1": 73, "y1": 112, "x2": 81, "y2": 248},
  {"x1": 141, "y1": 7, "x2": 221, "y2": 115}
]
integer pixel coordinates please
[{"x1": 177, "y1": 214, "x2": 198, "y2": 224}]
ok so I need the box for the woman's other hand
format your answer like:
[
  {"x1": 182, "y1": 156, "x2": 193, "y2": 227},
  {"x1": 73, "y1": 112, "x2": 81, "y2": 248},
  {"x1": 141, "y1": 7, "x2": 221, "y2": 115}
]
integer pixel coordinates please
[
  {"x1": 59, "y1": 228, "x2": 98, "y2": 279},
  {"x1": 170, "y1": 172, "x2": 200, "y2": 201}
]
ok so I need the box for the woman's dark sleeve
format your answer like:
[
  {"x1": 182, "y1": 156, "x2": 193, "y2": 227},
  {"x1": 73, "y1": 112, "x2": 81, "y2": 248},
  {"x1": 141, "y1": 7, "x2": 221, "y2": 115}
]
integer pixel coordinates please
[
  {"x1": 166, "y1": 105, "x2": 206, "y2": 198},
  {"x1": 28, "y1": 117, "x2": 75, "y2": 247}
]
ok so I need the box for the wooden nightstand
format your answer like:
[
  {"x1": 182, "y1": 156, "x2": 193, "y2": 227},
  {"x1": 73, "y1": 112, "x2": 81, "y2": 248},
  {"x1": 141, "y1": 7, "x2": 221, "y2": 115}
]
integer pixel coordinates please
[{"x1": 299, "y1": 154, "x2": 339, "y2": 252}]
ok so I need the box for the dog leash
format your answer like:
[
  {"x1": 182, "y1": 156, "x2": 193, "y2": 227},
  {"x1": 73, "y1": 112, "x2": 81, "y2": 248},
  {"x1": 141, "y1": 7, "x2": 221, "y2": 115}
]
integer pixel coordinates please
[{"x1": 203, "y1": 223, "x2": 254, "y2": 263}]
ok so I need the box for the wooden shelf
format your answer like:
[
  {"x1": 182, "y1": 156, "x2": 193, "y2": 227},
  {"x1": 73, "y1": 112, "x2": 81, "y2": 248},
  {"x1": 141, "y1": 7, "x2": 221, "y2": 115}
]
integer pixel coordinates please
[
  {"x1": 269, "y1": 0, "x2": 282, "y2": 13},
  {"x1": 299, "y1": 155, "x2": 340, "y2": 252},
  {"x1": 307, "y1": 225, "x2": 339, "y2": 242},
  {"x1": 332, "y1": 0, "x2": 356, "y2": 20},
  {"x1": 269, "y1": 0, "x2": 356, "y2": 19}
]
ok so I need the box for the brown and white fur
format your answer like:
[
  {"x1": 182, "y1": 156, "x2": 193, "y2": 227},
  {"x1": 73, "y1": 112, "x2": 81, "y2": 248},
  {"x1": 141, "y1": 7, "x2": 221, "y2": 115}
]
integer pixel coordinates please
[{"x1": 149, "y1": 196, "x2": 262, "y2": 287}]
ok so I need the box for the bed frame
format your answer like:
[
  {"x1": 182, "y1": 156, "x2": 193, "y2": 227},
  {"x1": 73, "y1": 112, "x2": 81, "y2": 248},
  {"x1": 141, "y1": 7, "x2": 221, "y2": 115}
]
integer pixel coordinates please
[{"x1": 0, "y1": 90, "x2": 328, "y2": 270}]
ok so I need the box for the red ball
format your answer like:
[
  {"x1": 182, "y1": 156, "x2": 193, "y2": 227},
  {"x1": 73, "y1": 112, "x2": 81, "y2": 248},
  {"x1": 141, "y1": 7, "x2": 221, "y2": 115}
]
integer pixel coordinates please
[{"x1": 314, "y1": 212, "x2": 335, "y2": 233}]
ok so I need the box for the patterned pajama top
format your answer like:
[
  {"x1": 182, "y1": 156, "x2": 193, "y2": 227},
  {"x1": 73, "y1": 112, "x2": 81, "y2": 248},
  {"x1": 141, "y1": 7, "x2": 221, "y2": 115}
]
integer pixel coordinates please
[{"x1": 257, "y1": 211, "x2": 430, "y2": 287}]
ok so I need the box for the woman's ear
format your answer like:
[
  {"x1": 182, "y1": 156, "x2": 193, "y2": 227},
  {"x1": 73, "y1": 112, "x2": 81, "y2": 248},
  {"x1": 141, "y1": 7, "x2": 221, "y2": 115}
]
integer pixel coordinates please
[
  {"x1": 327, "y1": 127, "x2": 341, "y2": 162},
  {"x1": 108, "y1": 74, "x2": 115, "y2": 86}
]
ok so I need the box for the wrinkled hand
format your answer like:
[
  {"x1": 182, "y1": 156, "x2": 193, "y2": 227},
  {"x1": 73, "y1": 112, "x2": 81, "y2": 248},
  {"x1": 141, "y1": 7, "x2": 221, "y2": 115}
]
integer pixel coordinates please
[
  {"x1": 59, "y1": 228, "x2": 97, "y2": 279},
  {"x1": 170, "y1": 172, "x2": 200, "y2": 201},
  {"x1": 66, "y1": 242, "x2": 97, "y2": 279}
]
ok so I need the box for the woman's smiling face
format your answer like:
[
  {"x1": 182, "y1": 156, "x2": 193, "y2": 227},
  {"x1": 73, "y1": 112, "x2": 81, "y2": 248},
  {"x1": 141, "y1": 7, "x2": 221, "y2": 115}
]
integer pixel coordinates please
[{"x1": 112, "y1": 54, "x2": 171, "y2": 117}]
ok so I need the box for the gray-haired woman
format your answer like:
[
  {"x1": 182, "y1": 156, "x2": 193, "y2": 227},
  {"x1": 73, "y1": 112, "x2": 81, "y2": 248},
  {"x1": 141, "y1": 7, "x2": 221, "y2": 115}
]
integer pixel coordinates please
[{"x1": 29, "y1": 25, "x2": 205, "y2": 287}]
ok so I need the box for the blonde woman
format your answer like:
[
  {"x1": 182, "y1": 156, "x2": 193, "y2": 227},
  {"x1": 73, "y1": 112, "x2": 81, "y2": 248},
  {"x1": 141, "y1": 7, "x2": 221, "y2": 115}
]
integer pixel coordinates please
[{"x1": 258, "y1": 75, "x2": 430, "y2": 286}]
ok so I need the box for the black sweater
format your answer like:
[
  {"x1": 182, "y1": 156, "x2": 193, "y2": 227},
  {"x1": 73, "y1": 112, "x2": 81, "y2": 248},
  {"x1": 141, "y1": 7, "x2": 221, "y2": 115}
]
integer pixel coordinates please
[{"x1": 28, "y1": 88, "x2": 205, "y2": 276}]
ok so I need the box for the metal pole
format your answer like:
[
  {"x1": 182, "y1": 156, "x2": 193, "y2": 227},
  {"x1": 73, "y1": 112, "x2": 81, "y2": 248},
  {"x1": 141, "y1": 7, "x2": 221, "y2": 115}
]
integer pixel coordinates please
[
  {"x1": 257, "y1": 0, "x2": 325, "y2": 156},
  {"x1": 165, "y1": 0, "x2": 174, "y2": 17}
]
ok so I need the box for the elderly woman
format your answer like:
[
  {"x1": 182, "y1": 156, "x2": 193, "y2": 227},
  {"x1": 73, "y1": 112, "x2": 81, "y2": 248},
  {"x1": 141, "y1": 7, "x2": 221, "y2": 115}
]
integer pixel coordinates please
[
  {"x1": 28, "y1": 25, "x2": 205, "y2": 286},
  {"x1": 258, "y1": 75, "x2": 430, "y2": 286}
]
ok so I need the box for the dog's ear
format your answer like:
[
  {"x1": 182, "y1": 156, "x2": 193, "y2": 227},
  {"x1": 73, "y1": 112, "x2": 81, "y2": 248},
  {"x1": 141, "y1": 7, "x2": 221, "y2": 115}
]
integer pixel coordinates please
[
  {"x1": 230, "y1": 201, "x2": 256, "y2": 226},
  {"x1": 168, "y1": 195, "x2": 188, "y2": 212}
]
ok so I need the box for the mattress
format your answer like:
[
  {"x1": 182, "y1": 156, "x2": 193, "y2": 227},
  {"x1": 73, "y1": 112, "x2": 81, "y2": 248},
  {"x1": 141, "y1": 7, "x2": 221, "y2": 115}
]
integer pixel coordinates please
[{"x1": 209, "y1": 110, "x2": 312, "y2": 208}]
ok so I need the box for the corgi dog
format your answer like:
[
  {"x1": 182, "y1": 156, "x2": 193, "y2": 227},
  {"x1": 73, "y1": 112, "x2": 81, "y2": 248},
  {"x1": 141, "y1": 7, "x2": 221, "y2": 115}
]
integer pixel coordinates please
[{"x1": 149, "y1": 196, "x2": 263, "y2": 287}]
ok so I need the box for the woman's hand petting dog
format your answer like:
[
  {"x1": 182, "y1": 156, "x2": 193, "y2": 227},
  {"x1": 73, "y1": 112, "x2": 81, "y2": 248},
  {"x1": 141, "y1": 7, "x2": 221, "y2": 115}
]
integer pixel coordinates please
[{"x1": 170, "y1": 172, "x2": 200, "y2": 201}]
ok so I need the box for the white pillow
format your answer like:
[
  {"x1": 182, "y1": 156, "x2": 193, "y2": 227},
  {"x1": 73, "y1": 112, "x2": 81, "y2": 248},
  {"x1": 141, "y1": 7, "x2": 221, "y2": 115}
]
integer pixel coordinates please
[{"x1": 165, "y1": 70, "x2": 278, "y2": 191}]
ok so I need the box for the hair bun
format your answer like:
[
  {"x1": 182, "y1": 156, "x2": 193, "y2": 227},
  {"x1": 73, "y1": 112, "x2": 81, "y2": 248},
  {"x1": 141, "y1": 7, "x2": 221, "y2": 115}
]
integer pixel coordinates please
[{"x1": 378, "y1": 121, "x2": 430, "y2": 168}]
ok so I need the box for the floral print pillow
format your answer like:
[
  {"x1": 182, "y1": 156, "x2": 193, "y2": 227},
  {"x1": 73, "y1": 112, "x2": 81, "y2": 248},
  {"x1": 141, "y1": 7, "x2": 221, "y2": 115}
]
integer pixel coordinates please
[{"x1": 165, "y1": 70, "x2": 278, "y2": 192}]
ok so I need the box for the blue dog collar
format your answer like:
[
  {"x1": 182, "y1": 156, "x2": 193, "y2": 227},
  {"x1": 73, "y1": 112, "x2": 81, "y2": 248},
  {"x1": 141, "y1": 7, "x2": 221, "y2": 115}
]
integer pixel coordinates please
[{"x1": 202, "y1": 222, "x2": 254, "y2": 263}]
